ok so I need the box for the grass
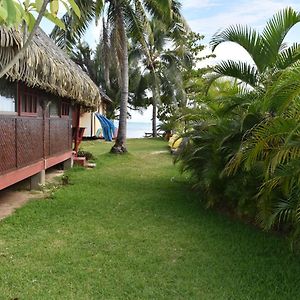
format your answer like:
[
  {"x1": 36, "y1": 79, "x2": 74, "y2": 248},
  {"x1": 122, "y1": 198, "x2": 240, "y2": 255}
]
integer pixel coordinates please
[{"x1": 0, "y1": 138, "x2": 300, "y2": 299}]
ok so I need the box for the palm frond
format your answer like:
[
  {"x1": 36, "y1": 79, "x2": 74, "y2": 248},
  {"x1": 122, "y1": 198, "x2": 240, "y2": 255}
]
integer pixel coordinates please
[
  {"x1": 210, "y1": 25, "x2": 264, "y2": 71},
  {"x1": 213, "y1": 60, "x2": 259, "y2": 88},
  {"x1": 275, "y1": 43, "x2": 300, "y2": 69},
  {"x1": 261, "y1": 7, "x2": 300, "y2": 66},
  {"x1": 124, "y1": 1, "x2": 152, "y2": 65},
  {"x1": 142, "y1": 0, "x2": 173, "y2": 21},
  {"x1": 50, "y1": 0, "x2": 96, "y2": 52},
  {"x1": 263, "y1": 66, "x2": 300, "y2": 113}
]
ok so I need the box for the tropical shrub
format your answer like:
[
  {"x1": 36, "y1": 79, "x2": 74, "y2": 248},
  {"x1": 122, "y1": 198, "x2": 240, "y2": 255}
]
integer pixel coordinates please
[
  {"x1": 175, "y1": 82, "x2": 262, "y2": 216},
  {"x1": 224, "y1": 66, "x2": 300, "y2": 248},
  {"x1": 177, "y1": 66, "x2": 300, "y2": 248},
  {"x1": 175, "y1": 7, "x2": 300, "y2": 248}
]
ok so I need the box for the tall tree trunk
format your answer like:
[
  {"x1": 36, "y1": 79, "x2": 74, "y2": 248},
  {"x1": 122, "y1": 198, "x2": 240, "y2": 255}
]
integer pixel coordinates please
[
  {"x1": 152, "y1": 88, "x2": 158, "y2": 138},
  {"x1": 151, "y1": 70, "x2": 159, "y2": 138},
  {"x1": 102, "y1": 18, "x2": 111, "y2": 90},
  {"x1": 111, "y1": 10, "x2": 128, "y2": 154}
]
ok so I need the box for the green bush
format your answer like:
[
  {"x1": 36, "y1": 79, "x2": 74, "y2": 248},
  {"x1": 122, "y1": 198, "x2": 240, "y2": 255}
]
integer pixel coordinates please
[
  {"x1": 77, "y1": 149, "x2": 95, "y2": 161},
  {"x1": 176, "y1": 69, "x2": 300, "y2": 248}
]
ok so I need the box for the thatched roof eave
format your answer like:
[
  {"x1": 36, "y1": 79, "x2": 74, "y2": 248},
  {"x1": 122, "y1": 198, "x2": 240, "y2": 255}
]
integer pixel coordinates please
[{"x1": 0, "y1": 27, "x2": 101, "y2": 108}]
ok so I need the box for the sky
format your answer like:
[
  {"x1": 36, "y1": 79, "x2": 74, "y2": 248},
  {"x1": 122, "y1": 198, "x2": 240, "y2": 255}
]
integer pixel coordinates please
[{"x1": 42, "y1": 1, "x2": 300, "y2": 122}]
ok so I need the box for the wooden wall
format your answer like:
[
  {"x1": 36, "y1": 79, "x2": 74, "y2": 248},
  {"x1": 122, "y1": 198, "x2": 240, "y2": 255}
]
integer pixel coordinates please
[{"x1": 0, "y1": 83, "x2": 74, "y2": 176}]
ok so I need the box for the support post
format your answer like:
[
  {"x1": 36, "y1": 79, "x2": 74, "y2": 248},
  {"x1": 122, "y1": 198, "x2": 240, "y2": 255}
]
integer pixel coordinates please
[
  {"x1": 63, "y1": 158, "x2": 73, "y2": 170},
  {"x1": 30, "y1": 170, "x2": 45, "y2": 190}
]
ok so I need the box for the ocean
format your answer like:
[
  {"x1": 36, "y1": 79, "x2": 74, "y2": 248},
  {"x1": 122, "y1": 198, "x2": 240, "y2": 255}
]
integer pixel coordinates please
[{"x1": 114, "y1": 121, "x2": 153, "y2": 138}]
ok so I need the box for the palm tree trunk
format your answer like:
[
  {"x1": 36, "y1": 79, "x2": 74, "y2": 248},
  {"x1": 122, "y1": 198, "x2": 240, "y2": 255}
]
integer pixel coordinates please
[
  {"x1": 151, "y1": 70, "x2": 159, "y2": 138},
  {"x1": 111, "y1": 10, "x2": 128, "y2": 154},
  {"x1": 102, "y1": 18, "x2": 111, "y2": 90},
  {"x1": 152, "y1": 88, "x2": 158, "y2": 138}
]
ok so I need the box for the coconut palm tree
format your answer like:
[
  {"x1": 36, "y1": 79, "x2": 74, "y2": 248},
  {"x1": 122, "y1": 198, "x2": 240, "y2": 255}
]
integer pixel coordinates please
[
  {"x1": 51, "y1": 0, "x2": 184, "y2": 153},
  {"x1": 131, "y1": 18, "x2": 197, "y2": 137},
  {"x1": 69, "y1": 39, "x2": 150, "y2": 119},
  {"x1": 210, "y1": 7, "x2": 300, "y2": 90}
]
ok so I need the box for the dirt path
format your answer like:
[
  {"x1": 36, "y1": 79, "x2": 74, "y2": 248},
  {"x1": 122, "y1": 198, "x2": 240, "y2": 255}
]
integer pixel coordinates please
[
  {"x1": 0, "y1": 169, "x2": 64, "y2": 220},
  {"x1": 0, "y1": 190, "x2": 42, "y2": 220}
]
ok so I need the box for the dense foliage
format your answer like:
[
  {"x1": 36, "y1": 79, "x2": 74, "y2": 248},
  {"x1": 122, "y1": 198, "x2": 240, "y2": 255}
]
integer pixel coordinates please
[{"x1": 175, "y1": 7, "x2": 300, "y2": 248}]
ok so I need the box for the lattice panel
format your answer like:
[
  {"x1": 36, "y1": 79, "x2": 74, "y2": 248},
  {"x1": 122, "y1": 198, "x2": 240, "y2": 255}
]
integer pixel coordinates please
[
  {"x1": 68, "y1": 120, "x2": 72, "y2": 148},
  {"x1": 16, "y1": 118, "x2": 43, "y2": 167},
  {"x1": 50, "y1": 118, "x2": 70, "y2": 155},
  {"x1": 0, "y1": 117, "x2": 16, "y2": 174}
]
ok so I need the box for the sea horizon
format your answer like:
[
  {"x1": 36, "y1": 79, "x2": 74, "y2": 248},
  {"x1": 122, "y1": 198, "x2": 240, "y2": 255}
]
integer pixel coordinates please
[{"x1": 114, "y1": 120, "x2": 154, "y2": 138}]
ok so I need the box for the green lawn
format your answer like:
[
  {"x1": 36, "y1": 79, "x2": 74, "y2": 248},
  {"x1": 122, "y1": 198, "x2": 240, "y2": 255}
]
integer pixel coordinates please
[{"x1": 0, "y1": 139, "x2": 299, "y2": 299}]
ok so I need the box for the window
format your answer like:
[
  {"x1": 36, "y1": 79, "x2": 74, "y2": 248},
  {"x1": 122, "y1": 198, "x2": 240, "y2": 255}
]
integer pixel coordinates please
[
  {"x1": 61, "y1": 102, "x2": 70, "y2": 116},
  {"x1": 19, "y1": 84, "x2": 38, "y2": 116},
  {"x1": 21, "y1": 94, "x2": 37, "y2": 114},
  {"x1": 0, "y1": 79, "x2": 17, "y2": 114}
]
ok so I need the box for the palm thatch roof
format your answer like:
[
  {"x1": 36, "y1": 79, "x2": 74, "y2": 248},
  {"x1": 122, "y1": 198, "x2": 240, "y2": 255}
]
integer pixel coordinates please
[{"x1": 0, "y1": 27, "x2": 101, "y2": 108}]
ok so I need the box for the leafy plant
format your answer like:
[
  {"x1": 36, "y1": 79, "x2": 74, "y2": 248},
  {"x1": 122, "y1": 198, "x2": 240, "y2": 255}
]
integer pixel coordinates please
[
  {"x1": 175, "y1": 7, "x2": 300, "y2": 248},
  {"x1": 77, "y1": 149, "x2": 95, "y2": 161},
  {"x1": 210, "y1": 7, "x2": 300, "y2": 89}
]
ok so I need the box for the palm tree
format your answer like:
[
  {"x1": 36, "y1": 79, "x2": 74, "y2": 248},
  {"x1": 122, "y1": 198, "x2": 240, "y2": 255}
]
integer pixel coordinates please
[
  {"x1": 210, "y1": 7, "x2": 300, "y2": 89},
  {"x1": 71, "y1": 42, "x2": 98, "y2": 82},
  {"x1": 131, "y1": 18, "x2": 193, "y2": 137},
  {"x1": 70, "y1": 39, "x2": 150, "y2": 119},
  {"x1": 51, "y1": 0, "x2": 183, "y2": 153}
]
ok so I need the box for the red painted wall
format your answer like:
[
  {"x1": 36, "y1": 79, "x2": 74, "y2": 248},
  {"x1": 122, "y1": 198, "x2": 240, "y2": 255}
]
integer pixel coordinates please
[{"x1": 0, "y1": 82, "x2": 80, "y2": 190}]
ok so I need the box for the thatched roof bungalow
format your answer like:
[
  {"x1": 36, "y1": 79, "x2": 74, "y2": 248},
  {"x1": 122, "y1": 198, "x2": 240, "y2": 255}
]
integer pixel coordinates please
[{"x1": 0, "y1": 27, "x2": 102, "y2": 190}]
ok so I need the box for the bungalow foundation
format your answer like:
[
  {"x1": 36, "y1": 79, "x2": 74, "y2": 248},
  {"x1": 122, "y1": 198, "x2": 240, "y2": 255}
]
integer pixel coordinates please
[{"x1": 0, "y1": 27, "x2": 103, "y2": 191}]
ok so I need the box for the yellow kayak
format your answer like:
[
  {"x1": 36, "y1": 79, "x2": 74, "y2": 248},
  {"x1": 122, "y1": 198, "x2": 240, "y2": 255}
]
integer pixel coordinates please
[{"x1": 168, "y1": 134, "x2": 182, "y2": 149}]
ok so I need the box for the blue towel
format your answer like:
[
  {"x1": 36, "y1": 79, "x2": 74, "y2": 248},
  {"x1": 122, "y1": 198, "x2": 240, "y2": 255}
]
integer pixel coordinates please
[{"x1": 95, "y1": 113, "x2": 116, "y2": 142}]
